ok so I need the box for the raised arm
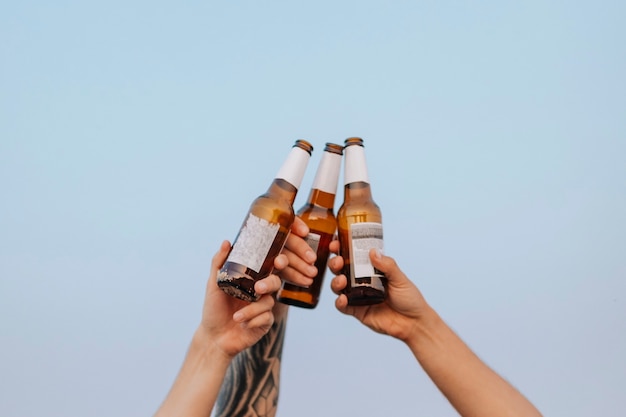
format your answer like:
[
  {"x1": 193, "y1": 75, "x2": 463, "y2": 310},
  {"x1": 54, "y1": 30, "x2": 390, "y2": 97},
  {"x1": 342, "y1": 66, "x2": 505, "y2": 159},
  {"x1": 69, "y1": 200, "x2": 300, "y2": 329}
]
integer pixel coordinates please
[
  {"x1": 154, "y1": 239, "x2": 283, "y2": 417},
  {"x1": 154, "y1": 218, "x2": 316, "y2": 417},
  {"x1": 328, "y1": 241, "x2": 542, "y2": 417},
  {"x1": 214, "y1": 217, "x2": 317, "y2": 417}
]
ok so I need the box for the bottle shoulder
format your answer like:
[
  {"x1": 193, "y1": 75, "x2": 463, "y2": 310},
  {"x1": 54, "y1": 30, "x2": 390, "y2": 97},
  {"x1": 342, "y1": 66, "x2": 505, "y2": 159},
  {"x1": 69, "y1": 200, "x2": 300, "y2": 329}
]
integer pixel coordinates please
[
  {"x1": 297, "y1": 200, "x2": 335, "y2": 213},
  {"x1": 253, "y1": 193, "x2": 296, "y2": 211},
  {"x1": 249, "y1": 192, "x2": 296, "y2": 226},
  {"x1": 255, "y1": 179, "x2": 299, "y2": 206},
  {"x1": 297, "y1": 204, "x2": 337, "y2": 234},
  {"x1": 337, "y1": 198, "x2": 381, "y2": 217},
  {"x1": 298, "y1": 203, "x2": 336, "y2": 220}
]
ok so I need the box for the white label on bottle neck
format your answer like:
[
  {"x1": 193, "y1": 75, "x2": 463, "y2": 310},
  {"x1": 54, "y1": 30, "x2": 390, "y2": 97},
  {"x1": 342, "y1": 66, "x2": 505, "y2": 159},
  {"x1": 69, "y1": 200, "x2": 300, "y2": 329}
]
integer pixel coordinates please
[
  {"x1": 228, "y1": 213, "x2": 279, "y2": 273},
  {"x1": 312, "y1": 152, "x2": 342, "y2": 194},
  {"x1": 350, "y1": 222, "x2": 385, "y2": 282},
  {"x1": 344, "y1": 145, "x2": 369, "y2": 185},
  {"x1": 275, "y1": 146, "x2": 311, "y2": 189}
]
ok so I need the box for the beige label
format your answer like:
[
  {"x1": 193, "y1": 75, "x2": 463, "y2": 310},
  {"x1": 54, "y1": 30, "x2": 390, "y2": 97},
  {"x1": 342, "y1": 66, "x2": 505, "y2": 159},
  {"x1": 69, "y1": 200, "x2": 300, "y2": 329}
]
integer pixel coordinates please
[
  {"x1": 350, "y1": 222, "x2": 384, "y2": 278},
  {"x1": 228, "y1": 213, "x2": 279, "y2": 273}
]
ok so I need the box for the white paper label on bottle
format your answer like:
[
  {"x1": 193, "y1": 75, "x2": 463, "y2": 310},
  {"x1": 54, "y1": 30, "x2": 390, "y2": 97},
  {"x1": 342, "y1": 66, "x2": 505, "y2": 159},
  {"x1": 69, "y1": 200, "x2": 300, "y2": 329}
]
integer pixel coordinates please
[
  {"x1": 228, "y1": 213, "x2": 280, "y2": 273},
  {"x1": 312, "y1": 152, "x2": 342, "y2": 195},
  {"x1": 304, "y1": 232, "x2": 321, "y2": 253},
  {"x1": 275, "y1": 146, "x2": 310, "y2": 189},
  {"x1": 344, "y1": 145, "x2": 369, "y2": 185},
  {"x1": 350, "y1": 222, "x2": 384, "y2": 279}
]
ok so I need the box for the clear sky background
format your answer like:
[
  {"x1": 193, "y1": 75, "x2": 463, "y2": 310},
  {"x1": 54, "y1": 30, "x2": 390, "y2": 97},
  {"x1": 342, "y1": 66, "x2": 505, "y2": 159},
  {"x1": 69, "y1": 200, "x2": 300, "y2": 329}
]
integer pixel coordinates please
[{"x1": 1, "y1": 1, "x2": 625, "y2": 416}]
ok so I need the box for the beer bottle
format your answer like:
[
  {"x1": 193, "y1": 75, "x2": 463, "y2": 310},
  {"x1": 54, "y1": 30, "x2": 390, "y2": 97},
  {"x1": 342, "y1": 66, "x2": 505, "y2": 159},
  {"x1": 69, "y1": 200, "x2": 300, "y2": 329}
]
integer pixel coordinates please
[
  {"x1": 337, "y1": 137, "x2": 387, "y2": 306},
  {"x1": 276, "y1": 143, "x2": 344, "y2": 308},
  {"x1": 217, "y1": 140, "x2": 314, "y2": 302}
]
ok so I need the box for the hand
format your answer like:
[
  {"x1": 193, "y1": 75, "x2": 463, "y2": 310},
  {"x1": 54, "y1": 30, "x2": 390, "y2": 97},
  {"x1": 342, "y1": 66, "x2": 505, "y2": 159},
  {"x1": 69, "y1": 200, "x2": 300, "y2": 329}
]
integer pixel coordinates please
[
  {"x1": 199, "y1": 240, "x2": 283, "y2": 359},
  {"x1": 269, "y1": 216, "x2": 319, "y2": 321},
  {"x1": 154, "y1": 219, "x2": 319, "y2": 417},
  {"x1": 198, "y1": 218, "x2": 318, "y2": 359},
  {"x1": 275, "y1": 216, "x2": 318, "y2": 287},
  {"x1": 328, "y1": 242, "x2": 544, "y2": 417},
  {"x1": 328, "y1": 240, "x2": 430, "y2": 342}
]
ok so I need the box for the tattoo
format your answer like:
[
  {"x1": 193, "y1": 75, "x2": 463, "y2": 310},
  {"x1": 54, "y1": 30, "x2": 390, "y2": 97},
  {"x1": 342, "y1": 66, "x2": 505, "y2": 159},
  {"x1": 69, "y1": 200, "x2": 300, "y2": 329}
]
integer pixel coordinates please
[{"x1": 215, "y1": 315, "x2": 287, "y2": 417}]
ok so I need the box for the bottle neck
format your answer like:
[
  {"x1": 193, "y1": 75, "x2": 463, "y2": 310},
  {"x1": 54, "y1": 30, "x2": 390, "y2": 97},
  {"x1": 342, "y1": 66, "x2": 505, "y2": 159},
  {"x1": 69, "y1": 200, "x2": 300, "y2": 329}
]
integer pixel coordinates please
[
  {"x1": 305, "y1": 188, "x2": 336, "y2": 209},
  {"x1": 343, "y1": 144, "x2": 373, "y2": 202},
  {"x1": 269, "y1": 145, "x2": 311, "y2": 204},
  {"x1": 343, "y1": 144, "x2": 369, "y2": 185},
  {"x1": 268, "y1": 178, "x2": 299, "y2": 204},
  {"x1": 343, "y1": 181, "x2": 373, "y2": 202},
  {"x1": 275, "y1": 145, "x2": 311, "y2": 189},
  {"x1": 306, "y1": 150, "x2": 342, "y2": 209}
]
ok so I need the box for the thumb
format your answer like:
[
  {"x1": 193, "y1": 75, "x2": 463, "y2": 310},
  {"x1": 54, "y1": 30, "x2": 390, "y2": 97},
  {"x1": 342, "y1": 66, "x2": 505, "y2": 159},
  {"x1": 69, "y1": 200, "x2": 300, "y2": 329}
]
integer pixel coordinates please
[
  {"x1": 369, "y1": 248, "x2": 407, "y2": 287},
  {"x1": 210, "y1": 241, "x2": 231, "y2": 275}
]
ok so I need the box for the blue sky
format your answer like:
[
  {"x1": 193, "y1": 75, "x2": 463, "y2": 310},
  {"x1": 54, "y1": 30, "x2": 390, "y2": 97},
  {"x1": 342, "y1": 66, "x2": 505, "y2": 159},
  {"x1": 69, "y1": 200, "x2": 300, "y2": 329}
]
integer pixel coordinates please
[{"x1": 1, "y1": 1, "x2": 625, "y2": 416}]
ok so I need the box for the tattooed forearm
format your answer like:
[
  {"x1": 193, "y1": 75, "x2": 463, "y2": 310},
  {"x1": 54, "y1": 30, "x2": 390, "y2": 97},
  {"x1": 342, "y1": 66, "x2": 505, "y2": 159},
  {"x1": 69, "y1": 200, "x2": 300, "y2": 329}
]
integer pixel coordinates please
[{"x1": 214, "y1": 314, "x2": 288, "y2": 417}]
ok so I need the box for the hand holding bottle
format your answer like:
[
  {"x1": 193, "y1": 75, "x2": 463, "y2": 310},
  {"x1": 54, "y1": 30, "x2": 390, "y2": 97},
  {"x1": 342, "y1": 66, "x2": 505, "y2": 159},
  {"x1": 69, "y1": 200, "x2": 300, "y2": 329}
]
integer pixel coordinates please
[
  {"x1": 328, "y1": 240, "x2": 430, "y2": 342},
  {"x1": 277, "y1": 142, "x2": 343, "y2": 308},
  {"x1": 155, "y1": 218, "x2": 316, "y2": 417},
  {"x1": 337, "y1": 138, "x2": 387, "y2": 305},
  {"x1": 275, "y1": 216, "x2": 318, "y2": 291},
  {"x1": 199, "y1": 240, "x2": 282, "y2": 359},
  {"x1": 202, "y1": 217, "x2": 315, "y2": 358},
  {"x1": 328, "y1": 240, "x2": 543, "y2": 417},
  {"x1": 217, "y1": 140, "x2": 314, "y2": 302}
]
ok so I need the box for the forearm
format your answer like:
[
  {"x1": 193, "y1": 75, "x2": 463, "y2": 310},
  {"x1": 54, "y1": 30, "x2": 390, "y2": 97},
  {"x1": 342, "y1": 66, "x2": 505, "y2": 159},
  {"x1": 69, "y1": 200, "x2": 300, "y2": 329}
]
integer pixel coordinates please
[
  {"x1": 155, "y1": 328, "x2": 232, "y2": 417},
  {"x1": 406, "y1": 306, "x2": 542, "y2": 417},
  {"x1": 214, "y1": 307, "x2": 288, "y2": 417}
]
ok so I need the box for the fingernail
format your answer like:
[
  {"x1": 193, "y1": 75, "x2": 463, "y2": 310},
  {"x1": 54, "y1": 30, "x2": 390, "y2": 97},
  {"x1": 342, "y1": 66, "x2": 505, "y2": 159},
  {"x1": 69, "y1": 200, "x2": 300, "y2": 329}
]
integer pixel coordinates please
[
  {"x1": 373, "y1": 248, "x2": 383, "y2": 260},
  {"x1": 233, "y1": 311, "x2": 243, "y2": 322},
  {"x1": 257, "y1": 282, "x2": 268, "y2": 293},
  {"x1": 306, "y1": 250, "x2": 316, "y2": 263}
]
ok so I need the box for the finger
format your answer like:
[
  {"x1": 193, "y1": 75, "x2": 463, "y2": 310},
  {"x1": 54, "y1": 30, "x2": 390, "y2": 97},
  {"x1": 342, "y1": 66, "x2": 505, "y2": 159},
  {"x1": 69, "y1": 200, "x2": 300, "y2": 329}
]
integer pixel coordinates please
[
  {"x1": 369, "y1": 248, "x2": 407, "y2": 286},
  {"x1": 291, "y1": 217, "x2": 310, "y2": 238},
  {"x1": 330, "y1": 274, "x2": 347, "y2": 295},
  {"x1": 282, "y1": 247, "x2": 317, "y2": 278},
  {"x1": 273, "y1": 254, "x2": 288, "y2": 271},
  {"x1": 254, "y1": 274, "x2": 282, "y2": 295},
  {"x1": 240, "y1": 310, "x2": 274, "y2": 331},
  {"x1": 284, "y1": 233, "x2": 317, "y2": 265},
  {"x1": 233, "y1": 293, "x2": 275, "y2": 323},
  {"x1": 279, "y1": 264, "x2": 315, "y2": 287},
  {"x1": 334, "y1": 293, "x2": 350, "y2": 315},
  {"x1": 327, "y1": 253, "x2": 344, "y2": 274},
  {"x1": 211, "y1": 240, "x2": 231, "y2": 270},
  {"x1": 208, "y1": 240, "x2": 231, "y2": 286},
  {"x1": 329, "y1": 239, "x2": 340, "y2": 255}
]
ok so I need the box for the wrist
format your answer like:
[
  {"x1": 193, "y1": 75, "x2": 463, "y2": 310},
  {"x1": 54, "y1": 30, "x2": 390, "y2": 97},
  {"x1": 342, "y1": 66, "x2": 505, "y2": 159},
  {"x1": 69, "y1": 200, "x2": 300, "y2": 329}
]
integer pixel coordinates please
[
  {"x1": 154, "y1": 326, "x2": 235, "y2": 416},
  {"x1": 403, "y1": 304, "x2": 445, "y2": 354},
  {"x1": 191, "y1": 326, "x2": 234, "y2": 367}
]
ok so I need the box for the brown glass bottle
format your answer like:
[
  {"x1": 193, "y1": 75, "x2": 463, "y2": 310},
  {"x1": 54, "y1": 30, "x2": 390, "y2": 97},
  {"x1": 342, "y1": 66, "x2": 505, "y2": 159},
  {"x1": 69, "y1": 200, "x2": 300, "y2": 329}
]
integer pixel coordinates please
[
  {"x1": 337, "y1": 137, "x2": 387, "y2": 306},
  {"x1": 276, "y1": 143, "x2": 344, "y2": 308},
  {"x1": 217, "y1": 140, "x2": 314, "y2": 302}
]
